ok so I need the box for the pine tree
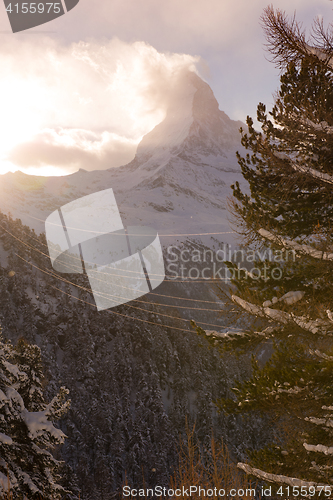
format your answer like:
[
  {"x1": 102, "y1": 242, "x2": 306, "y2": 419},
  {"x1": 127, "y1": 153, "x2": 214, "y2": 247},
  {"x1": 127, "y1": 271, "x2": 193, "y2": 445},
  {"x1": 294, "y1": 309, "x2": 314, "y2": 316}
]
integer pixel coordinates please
[
  {"x1": 0, "y1": 333, "x2": 70, "y2": 499},
  {"x1": 196, "y1": 7, "x2": 333, "y2": 492},
  {"x1": 13, "y1": 338, "x2": 45, "y2": 411}
]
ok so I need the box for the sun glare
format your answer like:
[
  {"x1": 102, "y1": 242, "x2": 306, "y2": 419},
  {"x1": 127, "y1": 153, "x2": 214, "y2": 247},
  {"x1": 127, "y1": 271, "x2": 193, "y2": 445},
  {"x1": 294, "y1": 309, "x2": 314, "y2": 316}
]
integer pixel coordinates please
[
  {"x1": 0, "y1": 38, "x2": 199, "y2": 176},
  {"x1": 0, "y1": 78, "x2": 45, "y2": 155},
  {"x1": 0, "y1": 160, "x2": 72, "y2": 177},
  {"x1": 22, "y1": 165, "x2": 73, "y2": 177}
]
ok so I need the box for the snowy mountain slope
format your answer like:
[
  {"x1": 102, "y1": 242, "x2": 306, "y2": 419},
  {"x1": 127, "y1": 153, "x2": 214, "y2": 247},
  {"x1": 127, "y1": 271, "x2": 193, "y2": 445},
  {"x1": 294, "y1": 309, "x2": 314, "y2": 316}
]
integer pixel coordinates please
[{"x1": 0, "y1": 71, "x2": 247, "y2": 247}]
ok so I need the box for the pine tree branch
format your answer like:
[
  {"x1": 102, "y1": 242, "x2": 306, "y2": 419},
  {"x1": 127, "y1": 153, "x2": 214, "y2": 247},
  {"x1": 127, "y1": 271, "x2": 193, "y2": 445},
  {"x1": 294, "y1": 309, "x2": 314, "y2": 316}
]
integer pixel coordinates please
[
  {"x1": 304, "y1": 416, "x2": 333, "y2": 428},
  {"x1": 326, "y1": 310, "x2": 333, "y2": 324},
  {"x1": 261, "y1": 7, "x2": 308, "y2": 69},
  {"x1": 303, "y1": 443, "x2": 333, "y2": 455},
  {"x1": 263, "y1": 291, "x2": 305, "y2": 307},
  {"x1": 303, "y1": 42, "x2": 333, "y2": 69},
  {"x1": 261, "y1": 6, "x2": 333, "y2": 70},
  {"x1": 238, "y1": 462, "x2": 332, "y2": 488},
  {"x1": 297, "y1": 117, "x2": 333, "y2": 134},
  {"x1": 258, "y1": 229, "x2": 333, "y2": 260},
  {"x1": 231, "y1": 295, "x2": 332, "y2": 334},
  {"x1": 274, "y1": 152, "x2": 333, "y2": 186},
  {"x1": 309, "y1": 349, "x2": 333, "y2": 360}
]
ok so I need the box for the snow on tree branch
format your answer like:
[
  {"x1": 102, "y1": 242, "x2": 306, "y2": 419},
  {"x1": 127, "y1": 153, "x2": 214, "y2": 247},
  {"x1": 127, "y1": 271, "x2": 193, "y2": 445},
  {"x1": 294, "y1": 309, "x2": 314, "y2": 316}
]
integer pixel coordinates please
[
  {"x1": 303, "y1": 443, "x2": 333, "y2": 455},
  {"x1": 303, "y1": 43, "x2": 333, "y2": 69},
  {"x1": 299, "y1": 118, "x2": 333, "y2": 134},
  {"x1": 263, "y1": 291, "x2": 305, "y2": 307},
  {"x1": 274, "y1": 151, "x2": 333, "y2": 186},
  {"x1": 258, "y1": 229, "x2": 333, "y2": 260},
  {"x1": 232, "y1": 295, "x2": 331, "y2": 334},
  {"x1": 0, "y1": 432, "x2": 12, "y2": 445},
  {"x1": 327, "y1": 310, "x2": 333, "y2": 323},
  {"x1": 290, "y1": 315, "x2": 331, "y2": 335},
  {"x1": 237, "y1": 462, "x2": 332, "y2": 488},
  {"x1": 305, "y1": 417, "x2": 333, "y2": 428},
  {"x1": 205, "y1": 329, "x2": 248, "y2": 339},
  {"x1": 24, "y1": 408, "x2": 66, "y2": 443},
  {"x1": 309, "y1": 349, "x2": 333, "y2": 360},
  {"x1": 231, "y1": 295, "x2": 265, "y2": 317},
  {"x1": 0, "y1": 471, "x2": 12, "y2": 494},
  {"x1": 291, "y1": 163, "x2": 330, "y2": 182}
]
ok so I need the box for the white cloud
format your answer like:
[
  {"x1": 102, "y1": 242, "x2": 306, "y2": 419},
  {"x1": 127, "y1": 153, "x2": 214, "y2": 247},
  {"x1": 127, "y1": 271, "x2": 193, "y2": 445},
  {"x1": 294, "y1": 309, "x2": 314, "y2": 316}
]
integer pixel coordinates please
[
  {"x1": 7, "y1": 129, "x2": 138, "y2": 173},
  {"x1": 0, "y1": 37, "x2": 200, "y2": 174}
]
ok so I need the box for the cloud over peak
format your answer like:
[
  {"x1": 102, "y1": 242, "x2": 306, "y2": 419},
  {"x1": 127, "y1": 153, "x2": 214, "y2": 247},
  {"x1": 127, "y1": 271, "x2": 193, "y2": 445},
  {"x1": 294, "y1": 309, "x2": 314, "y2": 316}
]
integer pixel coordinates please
[{"x1": 0, "y1": 37, "x2": 200, "y2": 175}]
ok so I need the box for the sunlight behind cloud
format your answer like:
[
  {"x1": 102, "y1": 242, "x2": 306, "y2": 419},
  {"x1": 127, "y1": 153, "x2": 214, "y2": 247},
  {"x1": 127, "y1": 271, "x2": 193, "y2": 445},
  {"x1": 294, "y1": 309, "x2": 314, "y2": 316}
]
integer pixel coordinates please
[
  {"x1": 0, "y1": 37, "x2": 200, "y2": 175},
  {"x1": 0, "y1": 79, "x2": 45, "y2": 153}
]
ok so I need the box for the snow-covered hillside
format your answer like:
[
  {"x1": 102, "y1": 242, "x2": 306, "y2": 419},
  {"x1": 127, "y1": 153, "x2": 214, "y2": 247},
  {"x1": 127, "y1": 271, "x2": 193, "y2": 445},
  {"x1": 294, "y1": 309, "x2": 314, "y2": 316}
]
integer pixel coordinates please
[{"x1": 0, "y1": 71, "x2": 247, "y2": 246}]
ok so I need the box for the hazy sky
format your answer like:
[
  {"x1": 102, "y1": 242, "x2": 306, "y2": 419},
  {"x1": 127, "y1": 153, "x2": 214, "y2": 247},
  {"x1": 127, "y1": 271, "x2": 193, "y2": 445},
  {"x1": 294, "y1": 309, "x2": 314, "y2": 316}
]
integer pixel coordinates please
[{"x1": 0, "y1": 0, "x2": 332, "y2": 175}]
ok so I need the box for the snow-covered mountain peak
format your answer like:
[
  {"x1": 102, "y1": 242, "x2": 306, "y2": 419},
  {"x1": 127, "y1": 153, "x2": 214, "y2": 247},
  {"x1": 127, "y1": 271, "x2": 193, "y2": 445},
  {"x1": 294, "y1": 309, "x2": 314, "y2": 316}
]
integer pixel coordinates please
[
  {"x1": 135, "y1": 71, "x2": 198, "y2": 160},
  {"x1": 0, "y1": 72, "x2": 247, "y2": 245},
  {"x1": 135, "y1": 71, "x2": 243, "y2": 164}
]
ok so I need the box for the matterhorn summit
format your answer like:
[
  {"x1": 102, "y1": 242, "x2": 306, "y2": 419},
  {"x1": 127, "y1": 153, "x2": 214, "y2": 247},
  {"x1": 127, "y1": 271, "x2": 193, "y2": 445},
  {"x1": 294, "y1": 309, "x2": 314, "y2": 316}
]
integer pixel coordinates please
[
  {"x1": 108, "y1": 71, "x2": 247, "y2": 243},
  {"x1": 119, "y1": 71, "x2": 244, "y2": 177},
  {"x1": 0, "y1": 71, "x2": 247, "y2": 245}
]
